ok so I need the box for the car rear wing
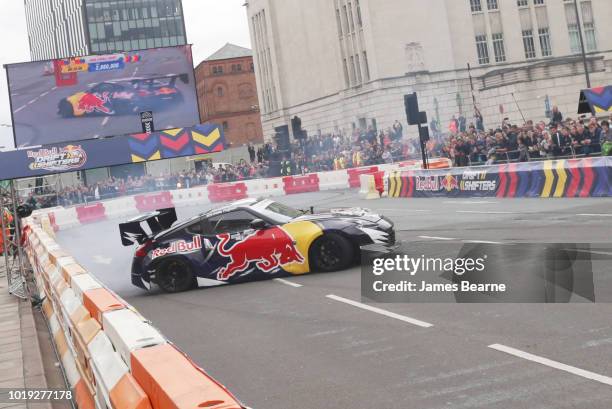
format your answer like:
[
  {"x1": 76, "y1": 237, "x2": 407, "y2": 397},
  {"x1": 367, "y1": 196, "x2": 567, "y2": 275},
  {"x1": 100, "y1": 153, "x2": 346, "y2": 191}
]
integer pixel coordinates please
[{"x1": 119, "y1": 207, "x2": 177, "y2": 246}]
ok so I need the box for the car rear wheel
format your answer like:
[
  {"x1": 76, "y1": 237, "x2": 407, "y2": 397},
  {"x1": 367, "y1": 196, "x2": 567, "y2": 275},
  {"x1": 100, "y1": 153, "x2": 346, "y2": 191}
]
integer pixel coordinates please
[
  {"x1": 156, "y1": 258, "x2": 195, "y2": 293},
  {"x1": 310, "y1": 233, "x2": 354, "y2": 272},
  {"x1": 58, "y1": 100, "x2": 74, "y2": 118}
]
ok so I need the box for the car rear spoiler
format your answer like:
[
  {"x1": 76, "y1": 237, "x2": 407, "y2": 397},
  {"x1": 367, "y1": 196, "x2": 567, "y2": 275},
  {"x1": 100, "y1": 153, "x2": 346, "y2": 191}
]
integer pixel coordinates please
[{"x1": 119, "y1": 207, "x2": 177, "y2": 246}]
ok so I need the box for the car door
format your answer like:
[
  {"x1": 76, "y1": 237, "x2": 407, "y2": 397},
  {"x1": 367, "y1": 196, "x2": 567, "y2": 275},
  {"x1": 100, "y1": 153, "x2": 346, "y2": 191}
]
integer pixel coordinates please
[
  {"x1": 204, "y1": 210, "x2": 290, "y2": 282},
  {"x1": 152, "y1": 218, "x2": 212, "y2": 273}
]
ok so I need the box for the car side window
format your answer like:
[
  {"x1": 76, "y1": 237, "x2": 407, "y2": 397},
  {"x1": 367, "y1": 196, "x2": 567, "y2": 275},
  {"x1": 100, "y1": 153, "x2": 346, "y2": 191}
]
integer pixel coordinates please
[
  {"x1": 207, "y1": 210, "x2": 257, "y2": 234},
  {"x1": 184, "y1": 219, "x2": 206, "y2": 235}
]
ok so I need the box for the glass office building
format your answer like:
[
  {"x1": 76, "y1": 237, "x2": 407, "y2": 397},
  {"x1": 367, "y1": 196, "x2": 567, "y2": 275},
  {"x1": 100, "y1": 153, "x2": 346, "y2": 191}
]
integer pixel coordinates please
[
  {"x1": 85, "y1": 0, "x2": 187, "y2": 53},
  {"x1": 25, "y1": 0, "x2": 187, "y2": 60}
]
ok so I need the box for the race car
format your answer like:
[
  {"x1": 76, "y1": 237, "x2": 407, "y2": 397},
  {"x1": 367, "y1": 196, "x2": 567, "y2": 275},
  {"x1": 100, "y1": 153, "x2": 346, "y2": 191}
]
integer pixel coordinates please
[
  {"x1": 57, "y1": 74, "x2": 188, "y2": 118},
  {"x1": 119, "y1": 198, "x2": 396, "y2": 293}
]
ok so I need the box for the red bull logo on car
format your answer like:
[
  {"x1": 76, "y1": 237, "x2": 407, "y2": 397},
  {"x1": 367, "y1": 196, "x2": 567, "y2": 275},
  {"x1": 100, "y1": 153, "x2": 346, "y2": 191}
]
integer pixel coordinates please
[
  {"x1": 215, "y1": 227, "x2": 304, "y2": 281},
  {"x1": 151, "y1": 236, "x2": 202, "y2": 259},
  {"x1": 78, "y1": 92, "x2": 112, "y2": 114}
]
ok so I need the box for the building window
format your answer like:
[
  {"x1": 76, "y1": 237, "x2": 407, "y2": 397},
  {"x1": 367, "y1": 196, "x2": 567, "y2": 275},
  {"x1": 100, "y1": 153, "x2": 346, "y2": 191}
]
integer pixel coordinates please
[
  {"x1": 217, "y1": 86, "x2": 224, "y2": 97},
  {"x1": 517, "y1": 0, "x2": 529, "y2": 7},
  {"x1": 534, "y1": 0, "x2": 545, "y2": 5},
  {"x1": 362, "y1": 51, "x2": 370, "y2": 81},
  {"x1": 222, "y1": 121, "x2": 229, "y2": 131},
  {"x1": 335, "y1": 8, "x2": 343, "y2": 37},
  {"x1": 522, "y1": 29, "x2": 536, "y2": 59},
  {"x1": 231, "y1": 64, "x2": 242, "y2": 72},
  {"x1": 538, "y1": 27, "x2": 552, "y2": 56},
  {"x1": 487, "y1": 0, "x2": 498, "y2": 10},
  {"x1": 355, "y1": 54, "x2": 362, "y2": 84},
  {"x1": 581, "y1": 1, "x2": 597, "y2": 51},
  {"x1": 347, "y1": 2, "x2": 355, "y2": 33},
  {"x1": 475, "y1": 34, "x2": 490, "y2": 64},
  {"x1": 567, "y1": 24, "x2": 581, "y2": 53},
  {"x1": 350, "y1": 55, "x2": 356, "y2": 85},
  {"x1": 584, "y1": 23, "x2": 596, "y2": 51},
  {"x1": 492, "y1": 33, "x2": 506, "y2": 62},
  {"x1": 355, "y1": 0, "x2": 363, "y2": 27},
  {"x1": 212, "y1": 66, "x2": 223, "y2": 75},
  {"x1": 470, "y1": 0, "x2": 482, "y2": 13},
  {"x1": 342, "y1": 58, "x2": 350, "y2": 87},
  {"x1": 342, "y1": 5, "x2": 349, "y2": 33},
  {"x1": 250, "y1": 62, "x2": 255, "y2": 72}
]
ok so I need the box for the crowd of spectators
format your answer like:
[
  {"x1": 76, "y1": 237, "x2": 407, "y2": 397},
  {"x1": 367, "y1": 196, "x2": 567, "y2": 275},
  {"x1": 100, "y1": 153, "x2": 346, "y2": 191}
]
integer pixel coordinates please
[
  {"x1": 22, "y1": 108, "x2": 611, "y2": 209},
  {"x1": 429, "y1": 107, "x2": 612, "y2": 167}
]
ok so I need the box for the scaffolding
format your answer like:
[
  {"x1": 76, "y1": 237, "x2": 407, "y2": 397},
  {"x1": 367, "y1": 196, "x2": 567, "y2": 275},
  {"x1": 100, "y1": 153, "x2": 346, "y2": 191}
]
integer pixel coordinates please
[{"x1": 1, "y1": 180, "x2": 29, "y2": 300}]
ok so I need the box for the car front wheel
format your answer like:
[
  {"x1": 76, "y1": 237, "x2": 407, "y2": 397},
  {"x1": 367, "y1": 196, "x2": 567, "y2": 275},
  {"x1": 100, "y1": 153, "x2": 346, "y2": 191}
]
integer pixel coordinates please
[
  {"x1": 309, "y1": 233, "x2": 354, "y2": 272},
  {"x1": 156, "y1": 258, "x2": 195, "y2": 293},
  {"x1": 58, "y1": 100, "x2": 74, "y2": 118}
]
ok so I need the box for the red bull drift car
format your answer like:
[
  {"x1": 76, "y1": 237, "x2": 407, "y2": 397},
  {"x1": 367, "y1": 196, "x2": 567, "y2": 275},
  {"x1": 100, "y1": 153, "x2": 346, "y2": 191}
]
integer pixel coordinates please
[
  {"x1": 119, "y1": 199, "x2": 396, "y2": 293},
  {"x1": 58, "y1": 75, "x2": 188, "y2": 118}
]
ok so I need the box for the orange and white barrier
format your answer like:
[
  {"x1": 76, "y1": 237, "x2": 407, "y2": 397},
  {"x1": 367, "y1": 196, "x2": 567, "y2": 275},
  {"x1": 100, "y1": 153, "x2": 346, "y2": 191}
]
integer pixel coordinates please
[{"x1": 24, "y1": 215, "x2": 247, "y2": 409}]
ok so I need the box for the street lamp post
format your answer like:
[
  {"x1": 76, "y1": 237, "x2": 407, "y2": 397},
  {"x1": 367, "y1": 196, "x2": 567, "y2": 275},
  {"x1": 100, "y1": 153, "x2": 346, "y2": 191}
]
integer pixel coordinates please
[{"x1": 573, "y1": 0, "x2": 591, "y2": 88}]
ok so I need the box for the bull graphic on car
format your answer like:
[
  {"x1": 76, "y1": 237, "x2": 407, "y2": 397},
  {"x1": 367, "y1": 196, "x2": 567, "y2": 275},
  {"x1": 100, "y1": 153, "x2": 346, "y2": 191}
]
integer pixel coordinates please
[{"x1": 214, "y1": 227, "x2": 304, "y2": 280}]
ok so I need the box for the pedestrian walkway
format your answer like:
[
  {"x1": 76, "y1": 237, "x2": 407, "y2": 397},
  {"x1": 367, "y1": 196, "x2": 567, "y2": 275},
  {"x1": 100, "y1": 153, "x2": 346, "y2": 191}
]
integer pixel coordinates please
[{"x1": 0, "y1": 263, "x2": 52, "y2": 409}]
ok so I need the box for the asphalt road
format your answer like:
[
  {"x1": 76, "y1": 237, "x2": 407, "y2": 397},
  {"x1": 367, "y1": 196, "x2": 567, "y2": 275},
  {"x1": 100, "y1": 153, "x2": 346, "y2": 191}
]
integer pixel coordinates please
[
  {"x1": 56, "y1": 193, "x2": 612, "y2": 409},
  {"x1": 8, "y1": 47, "x2": 198, "y2": 147}
]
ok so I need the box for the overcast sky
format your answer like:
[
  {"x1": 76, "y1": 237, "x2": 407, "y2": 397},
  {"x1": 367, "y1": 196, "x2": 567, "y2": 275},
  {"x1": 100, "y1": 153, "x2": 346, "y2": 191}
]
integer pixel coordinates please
[{"x1": 0, "y1": 0, "x2": 251, "y2": 151}]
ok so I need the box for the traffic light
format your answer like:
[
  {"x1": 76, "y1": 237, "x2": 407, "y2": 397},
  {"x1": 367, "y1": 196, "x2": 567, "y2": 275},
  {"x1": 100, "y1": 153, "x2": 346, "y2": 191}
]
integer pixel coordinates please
[
  {"x1": 404, "y1": 93, "x2": 420, "y2": 125},
  {"x1": 291, "y1": 115, "x2": 303, "y2": 139},
  {"x1": 274, "y1": 125, "x2": 290, "y2": 152}
]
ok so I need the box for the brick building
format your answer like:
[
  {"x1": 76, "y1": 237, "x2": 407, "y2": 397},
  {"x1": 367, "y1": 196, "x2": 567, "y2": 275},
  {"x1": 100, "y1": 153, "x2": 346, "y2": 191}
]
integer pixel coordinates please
[{"x1": 195, "y1": 43, "x2": 264, "y2": 147}]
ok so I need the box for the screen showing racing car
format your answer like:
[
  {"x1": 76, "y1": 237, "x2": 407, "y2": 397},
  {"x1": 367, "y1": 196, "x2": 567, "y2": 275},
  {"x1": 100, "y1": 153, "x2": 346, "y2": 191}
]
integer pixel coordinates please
[{"x1": 6, "y1": 45, "x2": 200, "y2": 148}]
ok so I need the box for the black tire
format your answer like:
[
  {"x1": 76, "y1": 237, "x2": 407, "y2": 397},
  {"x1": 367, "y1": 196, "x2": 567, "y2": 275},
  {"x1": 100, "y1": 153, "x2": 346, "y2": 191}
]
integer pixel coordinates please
[
  {"x1": 156, "y1": 258, "x2": 195, "y2": 293},
  {"x1": 309, "y1": 233, "x2": 355, "y2": 272},
  {"x1": 58, "y1": 100, "x2": 74, "y2": 118}
]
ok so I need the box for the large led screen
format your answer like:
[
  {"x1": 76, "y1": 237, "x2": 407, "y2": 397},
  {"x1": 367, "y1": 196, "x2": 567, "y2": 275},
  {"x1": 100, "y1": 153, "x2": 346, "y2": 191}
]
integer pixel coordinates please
[{"x1": 6, "y1": 45, "x2": 199, "y2": 148}]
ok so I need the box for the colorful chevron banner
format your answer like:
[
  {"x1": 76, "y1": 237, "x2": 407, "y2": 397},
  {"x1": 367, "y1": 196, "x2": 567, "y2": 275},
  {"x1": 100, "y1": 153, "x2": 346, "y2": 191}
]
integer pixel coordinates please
[
  {"x1": 128, "y1": 124, "x2": 225, "y2": 163},
  {"x1": 387, "y1": 157, "x2": 611, "y2": 199},
  {"x1": 578, "y1": 86, "x2": 612, "y2": 115}
]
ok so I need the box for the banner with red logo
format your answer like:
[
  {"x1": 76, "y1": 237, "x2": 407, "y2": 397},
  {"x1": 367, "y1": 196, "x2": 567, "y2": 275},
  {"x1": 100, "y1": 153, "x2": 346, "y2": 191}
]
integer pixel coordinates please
[{"x1": 387, "y1": 157, "x2": 611, "y2": 198}]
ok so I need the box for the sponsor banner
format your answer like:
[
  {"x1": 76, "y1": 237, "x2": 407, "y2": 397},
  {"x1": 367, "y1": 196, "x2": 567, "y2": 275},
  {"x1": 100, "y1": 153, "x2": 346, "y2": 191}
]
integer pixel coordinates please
[
  {"x1": 387, "y1": 157, "x2": 612, "y2": 198},
  {"x1": 0, "y1": 123, "x2": 225, "y2": 181}
]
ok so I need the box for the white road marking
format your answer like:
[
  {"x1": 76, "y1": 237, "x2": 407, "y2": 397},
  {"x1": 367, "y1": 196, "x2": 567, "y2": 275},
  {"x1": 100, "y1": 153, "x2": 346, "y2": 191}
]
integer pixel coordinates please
[
  {"x1": 456, "y1": 210, "x2": 518, "y2": 215},
  {"x1": 573, "y1": 249, "x2": 612, "y2": 256},
  {"x1": 464, "y1": 240, "x2": 504, "y2": 244},
  {"x1": 444, "y1": 201, "x2": 498, "y2": 205},
  {"x1": 92, "y1": 255, "x2": 112, "y2": 265},
  {"x1": 376, "y1": 208, "x2": 431, "y2": 213},
  {"x1": 326, "y1": 294, "x2": 433, "y2": 328},
  {"x1": 577, "y1": 214, "x2": 612, "y2": 217},
  {"x1": 52, "y1": 86, "x2": 57, "y2": 90},
  {"x1": 14, "y1": 105, "x2": 27, "y2": 113},
  {"x1": 40, "y1": 91, "x2": 49, "y2": 97},
  {"x1": 418, "y1": 236, "x2": 456, "y2": 241},
  {"x1": 274, "y1": 278, "x2": 303, "y2": 288},
  {"x1": 28, "y1": 98, "x2": 38, "y2": 104},
  {"x1": 488, "y1": 344, "x2": 612, "y2": 386},
  {"x1": 101, "y1": 117, "x2": 110, "y2": 126}
]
